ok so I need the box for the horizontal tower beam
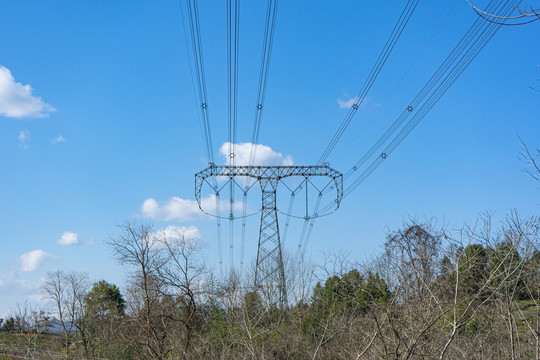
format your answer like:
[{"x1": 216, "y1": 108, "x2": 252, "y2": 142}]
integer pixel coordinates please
[{"x1": 195, "y1": 164, "x2": 343, "y2": 210}]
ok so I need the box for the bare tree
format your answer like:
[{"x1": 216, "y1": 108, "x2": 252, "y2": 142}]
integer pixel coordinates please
[
  {"x1": 108, "y1": 221, "x2": 207, "y2": 359},
  {"x1": 8, "y1": 301, "x2": 50, "y2": 358},
  {"x1": 154, "y1": 226, "x2": 206, "y2": 357},
  {"x1": 516, "y1": 223, "x2": 540, "y2": 360},
  {"x1": 519, "y1": 136, "x2": 540, "y2": 183},
  {"x1": 108, "y1": 220, "x2": 170, "y2": 359},
  {"x1": 435, "y1": 213, "x2": 533, "y2": 359},
  {"x1": 41, "y1": 270, "x2": 89, "y2": 357}
]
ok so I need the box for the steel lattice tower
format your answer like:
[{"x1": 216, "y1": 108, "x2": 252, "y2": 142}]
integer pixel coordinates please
[
  {"x1": 257, "y1": 177, "x2": 287, "y2": 303},
  {"x1": 195, "y1": 164, "x2": 343, "y2": 305}
]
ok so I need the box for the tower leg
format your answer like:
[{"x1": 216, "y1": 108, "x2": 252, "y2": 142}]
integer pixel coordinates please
[{"x1": 255, "y1": 179, "x2": 287, "y2": 307}]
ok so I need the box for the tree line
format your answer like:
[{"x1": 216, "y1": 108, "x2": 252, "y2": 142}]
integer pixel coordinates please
[{"x1": 1, "y1": 212, "x2": 539, "y2": 359}]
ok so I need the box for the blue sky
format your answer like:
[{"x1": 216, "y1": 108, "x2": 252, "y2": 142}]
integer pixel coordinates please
[{"x1": 0, "y1": 0, "x2": 538, "y2": 315}]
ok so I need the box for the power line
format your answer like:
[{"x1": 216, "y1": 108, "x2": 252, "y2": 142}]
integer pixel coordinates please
[
  {"x1": 467, "y1": 0, "x2": 540, "y2": 25},
  {"x1": 317, "y1": 0, "x2": 420, "y2": 165},
  {"x1": 299, "y1": 0, "x2": 521, "y2": 258},
  {"x1": 240, "y1": 0, "x2": 280, "y2": 274},
  {"x1": 344, "y1": 0, "x2": 520, "y2": 196},
  {"x1": 227, "y1": 0, "x2": 240, "y2": 163},
  {"x1": 227, "y1": 0, "x2": 240, "y2": 272},
  {"x1": 185, "y1": 0, "x2": 215, "y2": 163},
  {"x1": 181, "y1": 0, "x2": 224, "y2": 271},
  {"x1": 249, "y1": 0, "x2": 280, "y2": 165},
  {"x1": 329, "y1": 0, "x2": 460, "y2": 167},
  {"x1": 316, "y1": 0, "x2": 520, "y2": 212},
  {"x1": 292, "y1": 0, "x2": 422, "y2": 259}
]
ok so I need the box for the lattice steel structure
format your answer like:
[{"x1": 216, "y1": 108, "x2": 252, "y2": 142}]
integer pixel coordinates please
[{"x1": 195, "y1": 164, "x2": 343, "y2": 304}]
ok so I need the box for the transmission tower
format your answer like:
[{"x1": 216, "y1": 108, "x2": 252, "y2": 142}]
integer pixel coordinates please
[{"x1": 195, "y1": 164, "x2": 343, "y2": 305}]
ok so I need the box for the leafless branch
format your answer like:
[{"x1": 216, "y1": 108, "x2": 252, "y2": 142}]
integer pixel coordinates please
[{"x1": 519, "y1": 136, "x2": 540, "y2": 183}]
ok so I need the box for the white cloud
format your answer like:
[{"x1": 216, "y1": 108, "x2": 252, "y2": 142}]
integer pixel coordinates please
[
  {"x1": 142, "y1": 197, "x2": 203, "y2": 222},
  {"x1": 0, "y1": 272, "x2": 41, "y2": 296},
  {"x1": 219, "y1": 142, "x2": 293, "y2": 166},
  {"x1": 51, "y1": 135, "x2": 65, "y2": 143},
  {"x1": 337, "y1": 96, "x2": 359, "y2": 109},
  {"x1": 0, "y1": 273, "x2": 48, "y2": 319},
  {"x1": 19, "y1": 250, "x2": 55, "y2": 272},
  {"x1": 57, "y1": 231, "x2": 79, "y2": 245},
  {"x1": 147, "y1": 226, "x2": 203, "y2": 252},
  {"x1": 0, "y1": 66, "x2": 55, "y2": 118},
  {"x1": 153, "y1": 225, "x2": 202, "y2": 246},
  {"x1": 141, "y1": 194, "x2": 244, "y2": 222},
  {"x1": 18, "y1": 129, "x2": 30, "y2": 149},
  {"x1": 26, "y1": 291, "x2": 47, "y2": 305}
]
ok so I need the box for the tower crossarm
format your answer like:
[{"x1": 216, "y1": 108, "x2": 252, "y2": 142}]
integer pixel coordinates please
[{"x1": 195, "y1": 164, "x2": 343, "y2": 210}]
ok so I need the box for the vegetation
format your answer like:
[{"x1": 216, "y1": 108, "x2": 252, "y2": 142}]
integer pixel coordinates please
[{"x1": 1, "y1": 213, "x2": 538, "y2": 359}]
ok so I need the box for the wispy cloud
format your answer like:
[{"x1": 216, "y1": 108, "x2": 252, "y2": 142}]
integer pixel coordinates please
[
  {"x1": 337, "y1": 96, "x2": 381, "y2": 110},
  {"x1": 141, "y1": 194, "x2": 242, "y2": 222},
  {"x1": 156, "y1": 225, "x2": 201, "y2": 240},
  {"x1": 57, "y1": 231, "x2": 79, "y2": 245},
  {"x1": 141, "y1": 197, "x2": 204, "y2": 222},
  {"x1": 19, "y1": 250, "x2": 55, "y2": 272},
  {"x1": 337, "y1": 96, "x2": 359, "y2": 109},
  {"x1": 51, "y1": 135, "x2": 65, "y2": 144},
  {"x1": 0, "y1": 66, "x2": 55, "y2": 118},
  {"x1": 219, "y1": 142, "x2": 293, "y2": 166},
  {"x1": 0, "y1": 272, "x2": 42, "y2": 297},
  {"x1": 18, "y1": 130, "x2": 30, "y2": 149},
  {"x1": 152, "y1": 225, "x2": 202, "y2": 248}
]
